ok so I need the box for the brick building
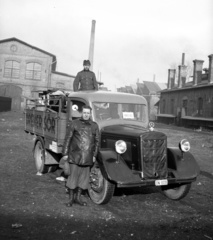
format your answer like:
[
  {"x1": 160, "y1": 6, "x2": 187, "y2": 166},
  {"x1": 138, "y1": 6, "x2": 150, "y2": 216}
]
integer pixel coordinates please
[
  {"x1": 0, "y1": 37, "x2": 75, "y2": 111},
  {"x1": 157, "y1": 54, "x2": 213, "y2": 129}
]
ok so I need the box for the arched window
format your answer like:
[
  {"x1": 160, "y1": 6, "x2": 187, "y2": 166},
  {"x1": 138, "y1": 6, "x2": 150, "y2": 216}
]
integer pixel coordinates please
[
  {"x1": 26, "y1": 62, "x2": 41, "y2": 80},
  {"x1": 4, "y1": 60, "x2": 20, "y2": 78}
]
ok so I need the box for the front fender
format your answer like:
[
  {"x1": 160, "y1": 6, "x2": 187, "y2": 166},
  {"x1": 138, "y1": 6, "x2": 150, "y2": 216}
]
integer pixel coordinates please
[
  {"x1": 97, "y1": 149, "x2": 141, "y2": 184},
  {"x1": 167, "y1": 147, "x2": 200, "y2": 180}
]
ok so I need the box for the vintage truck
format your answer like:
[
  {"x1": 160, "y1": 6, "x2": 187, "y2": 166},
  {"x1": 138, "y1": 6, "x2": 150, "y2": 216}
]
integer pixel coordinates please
[{"x1": 25, "y1": 90, "x2": 200, "y2": 204}]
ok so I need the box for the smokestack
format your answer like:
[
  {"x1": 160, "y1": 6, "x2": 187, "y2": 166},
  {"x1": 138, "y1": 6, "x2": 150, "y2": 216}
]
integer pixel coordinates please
[
  {"x1": 167, "y1": 69, "x2": 176, "y2": 89},
  {"x1": 178, "y1": 65, "x2": 187, "y2": 88},
  {"x1": 208, "y1": 54, "x2": 213, "y2": 84},
  {"x1": 153, "y1": 74, "x2": 156, "y2": 82},
  {"x1": 182, "y1": 53, "x2": 185, "y2": 65},
  {"x1": 193, "y1": 59, "x2": 204, "y2": 85},
  {"x1": 88, "y1": 20, "x2": 96, "y2": 71}
]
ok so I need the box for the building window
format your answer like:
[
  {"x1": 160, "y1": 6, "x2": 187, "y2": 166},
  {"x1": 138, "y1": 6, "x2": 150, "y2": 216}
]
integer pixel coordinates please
[
  {"x1": 197, "y1": 97, "x2": 203, "y2": 116},
  {"x1": 4, "y1": 60, "x2": 20, "y2": 78},
  {"x1": 26, "y1": 62, "x2": 41, "y2": 80},
  {"x1": 170, "y1": 99, "x2": 174, "y2": 114},
  {"x1": 183, "y1": 99, "x2": 188, "y2": 116},
  {"x1": 162, "y1": 99, "x2": 166, "y2": 114}
]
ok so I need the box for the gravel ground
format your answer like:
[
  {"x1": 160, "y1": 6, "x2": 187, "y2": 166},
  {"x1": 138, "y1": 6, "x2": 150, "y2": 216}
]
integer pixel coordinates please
[{"x1": 0, "y1": 111, "x2": 213, "y2": 240}]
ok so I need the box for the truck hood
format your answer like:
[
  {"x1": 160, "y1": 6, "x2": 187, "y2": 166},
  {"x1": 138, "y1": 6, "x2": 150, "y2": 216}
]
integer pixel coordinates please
[{"x1": 101, "y1": 124, "x2": 148, "y2": 138}]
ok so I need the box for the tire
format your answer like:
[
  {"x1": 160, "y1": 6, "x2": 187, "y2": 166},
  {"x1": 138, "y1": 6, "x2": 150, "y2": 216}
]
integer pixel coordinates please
[
  {"x1": 161, "y1": 183, "x2": 191, "y2": 200},
  {"x1": 88, "y1": 164, "x2": 115, "y2": 204},
  {"x1": 34, "y1": 138, "x2": 56, "y2": 174}
]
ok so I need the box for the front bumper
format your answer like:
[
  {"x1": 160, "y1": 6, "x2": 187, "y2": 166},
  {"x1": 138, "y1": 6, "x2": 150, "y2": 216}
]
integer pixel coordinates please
[{"x1": 116, "y1": 176, "x2": 197, "y2": 188}]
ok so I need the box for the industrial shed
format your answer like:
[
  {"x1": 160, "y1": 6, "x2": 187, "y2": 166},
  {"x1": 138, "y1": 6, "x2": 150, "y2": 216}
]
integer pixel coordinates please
[{"x1": 157, "y1": 54, "x2": 213, "y2": 129}]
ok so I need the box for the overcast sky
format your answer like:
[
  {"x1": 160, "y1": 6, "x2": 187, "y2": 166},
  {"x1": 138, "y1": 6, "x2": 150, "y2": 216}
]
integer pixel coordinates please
[{"x1": 0, "y1": 0, "x2": 213, "y2": 91}]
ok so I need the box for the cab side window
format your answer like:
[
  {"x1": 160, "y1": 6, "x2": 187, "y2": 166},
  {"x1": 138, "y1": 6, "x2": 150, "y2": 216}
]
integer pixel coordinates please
[{"x1": 70, "y1": 100, "x2": 85, "y2": 119}]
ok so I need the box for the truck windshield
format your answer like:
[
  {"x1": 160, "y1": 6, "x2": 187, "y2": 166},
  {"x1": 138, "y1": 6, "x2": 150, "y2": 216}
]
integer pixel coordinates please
[{"x1": 93, "y1": 102, "x2": 147, "y2": 122}]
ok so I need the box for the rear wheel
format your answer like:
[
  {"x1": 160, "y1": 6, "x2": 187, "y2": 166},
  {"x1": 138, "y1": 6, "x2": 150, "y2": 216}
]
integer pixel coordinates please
[
  {"x1": 34, "y1": 139, "x2": 57, "y2": 174},
  {"x1": 161, "y1": 183, "x2": 191, "y2": 200},
  {"x1": 88, "y1": 164, "x2": 115, "y2": 204}
]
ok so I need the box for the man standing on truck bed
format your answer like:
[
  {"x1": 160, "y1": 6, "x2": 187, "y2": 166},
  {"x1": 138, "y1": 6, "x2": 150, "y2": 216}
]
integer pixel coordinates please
[
  {"x1": 73, "y1": 60, "x2": 98, "y2": 91},
  {"x1": 62, "y1": 105, "x2": 99, "y2": 207}
]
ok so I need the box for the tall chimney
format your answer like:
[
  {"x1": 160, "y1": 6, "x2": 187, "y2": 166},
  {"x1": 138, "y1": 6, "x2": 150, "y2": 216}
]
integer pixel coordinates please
[
  {"x1": 182, "y1": 53, "x2": 185, "y2": 65},
  {"x1": 208, "y1": 54, "x2": 213, "y2": 84},
  {"x1": 88, "y1": 20, "x2": 96, "y2": 71},
  {"x1": 178, "y1": 65, "x2": 187, "y2": 88},
  {"x1": 193, "y1": 59, "x2": 204, "y2": 85},
  {"x1": 153, "y1": 74, "x2": 156, "y2": 82},
  {"x1": 167, "y1": 69, "x2": 176, "y2": 89}
]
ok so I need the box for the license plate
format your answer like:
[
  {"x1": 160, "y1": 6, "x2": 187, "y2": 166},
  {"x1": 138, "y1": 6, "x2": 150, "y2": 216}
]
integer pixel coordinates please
[{"x1": 155, "y1": 179, "x2": 168, "y2": 186}]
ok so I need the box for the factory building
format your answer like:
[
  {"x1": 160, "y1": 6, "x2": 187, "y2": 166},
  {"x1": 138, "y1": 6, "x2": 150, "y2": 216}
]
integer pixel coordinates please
[
  {"x1": 157, "y1": 53, "x2": 213, "y2": 129},
  {"x1": 0, "y1": 37, "x2": 75, "y2": 111}
]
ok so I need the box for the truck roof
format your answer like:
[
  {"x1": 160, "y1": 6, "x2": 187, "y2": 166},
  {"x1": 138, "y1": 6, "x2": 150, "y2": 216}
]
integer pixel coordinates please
[{"x1": 68, "y1": 91, "x2": 147, "y2": 105}]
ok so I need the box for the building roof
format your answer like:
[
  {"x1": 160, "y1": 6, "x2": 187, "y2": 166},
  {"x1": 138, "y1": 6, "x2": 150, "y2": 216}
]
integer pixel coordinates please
[
  {"x1": 0, "y1": 37, "x2": 57, "y2": 71},
  {"x1": 130, "y1": 84, "x2": 137, "y2": 93},
  {"x1": 117, "y1": 81, "x2": 167, "y2": 95},
  {"x1": 136, "y1": 82, "x2": 145, "y2": 95},
  {"x1": 143, "y1": 81, "x2": 161, "y2": 93},
  {"x1": 117, "y1": 87, "x2": 128, "y2": 93},
  {"x1": 52, "y1": 71, "x2": 75, "y2": 78},
  {"x1": 156, "y1": 82, "x2": 167, "y2": 90},
  {"x1": 161, "y1": 82, "x2": 213, "y2": 93},
  {"x1": 99, "y1": 86, "x2": 109, "y2": 91},
  {"x1": 125, "y1": 86, "x2": 134, "y2": 93}
]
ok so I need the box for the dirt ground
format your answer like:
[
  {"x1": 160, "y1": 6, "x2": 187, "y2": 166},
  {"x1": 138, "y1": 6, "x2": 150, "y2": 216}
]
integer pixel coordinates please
[{"x1": 0, "y1": 111, "x2": 213, "y2": 240}]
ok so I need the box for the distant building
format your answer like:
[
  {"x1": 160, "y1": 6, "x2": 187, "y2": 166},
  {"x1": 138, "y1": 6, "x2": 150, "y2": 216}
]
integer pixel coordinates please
[
  {"x1": 157, "y1": 54, "x2": 213, "y2": 129},
  {"x1": 138, "y1": 81, "x2": 166, "y2": 121},
  {"x1": 130, "y1": 83, "x2": 137, "y2": 94},
  {"x1": 99, "y1": 86, "x2": 109, "y2": 91},
  {"x1": 117, "y1": 80, "x2": 167, "y2": 121},
  {"x1": 117, "y1": 87, "x2": 128, "y2": 93},
  {"x1": 0, "y1": 37, "x2": 75, "y2": 111}
]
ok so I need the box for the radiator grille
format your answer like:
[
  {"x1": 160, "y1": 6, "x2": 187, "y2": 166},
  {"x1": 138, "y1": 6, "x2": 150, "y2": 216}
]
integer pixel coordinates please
[{"x1": 141, "y1": 132, "x2": 167, "y2": 179}]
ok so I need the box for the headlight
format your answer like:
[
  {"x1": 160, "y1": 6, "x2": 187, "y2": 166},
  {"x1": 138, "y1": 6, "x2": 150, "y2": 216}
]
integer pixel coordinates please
[
  {"x1": 149, "y1": 122, "x2": 155, "y2": 131},
  {"x1": 179, "y1": 139, "x2": 190, "y2": 152},
  {"x1": 115, "y1": 140, "x2": 127, "y2": 154}
]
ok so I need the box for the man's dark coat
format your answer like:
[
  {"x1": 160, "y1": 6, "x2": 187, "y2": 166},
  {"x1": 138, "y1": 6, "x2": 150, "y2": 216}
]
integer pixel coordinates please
[{"x1": 62, "y1": 118, "x2": 99, "y2": 166}]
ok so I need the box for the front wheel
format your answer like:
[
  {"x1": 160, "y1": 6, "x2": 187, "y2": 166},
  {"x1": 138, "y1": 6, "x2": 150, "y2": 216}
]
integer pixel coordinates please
[
  {"x1": 161, "y1": 183, "x2": 191, "y2": 200},
  {"x1": 88, "y1": 164, "x2": 115, "y2": 204}
]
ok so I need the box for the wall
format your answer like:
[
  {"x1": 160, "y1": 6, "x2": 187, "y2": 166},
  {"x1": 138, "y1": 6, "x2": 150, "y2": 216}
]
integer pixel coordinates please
[
  {"x1": 0, "y1": 40, "x2": 52, "y2": 88},
  {"x1": 51, "y1": 72, "x2": 75, "y2": 91},
  {"x1": 160, "y1": 86, "x2": 213, "y2": 118}
]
